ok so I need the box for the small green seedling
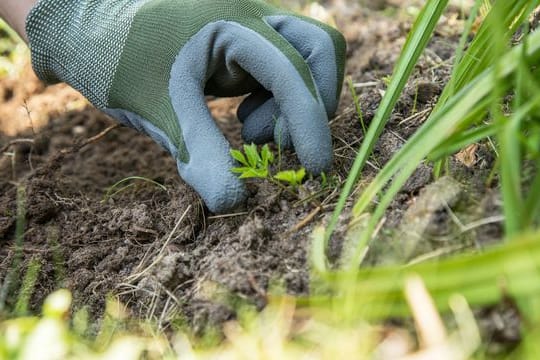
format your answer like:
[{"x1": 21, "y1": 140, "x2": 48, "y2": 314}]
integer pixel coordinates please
[
  {"x1": 230, "y1": 144, "x2": 306, "y2": 191},
  {"x1": 230, "y1": 144, "x2": 274, "y2": 179},
  {"x1": 320, "y1": 171, "x2": 339, "y2": 190}
]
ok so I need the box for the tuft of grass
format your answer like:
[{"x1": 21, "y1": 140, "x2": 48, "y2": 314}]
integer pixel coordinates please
[
  {"x1": 307, "y1": 1, "x2": 540, "y2": 356},
  {"x1": 318, "y1": 0, "x2": 540, "y2": 270},
  {"x1": 321, "y1": 0, "x2": 450, "y2": 271}
]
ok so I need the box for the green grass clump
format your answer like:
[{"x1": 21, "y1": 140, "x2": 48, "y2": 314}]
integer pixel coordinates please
[
  {"x1": 323, "y1": 0, "x2": 451, "y2": 266},
  {"x1": 323, "y1": 0, "x2": 540, "y2": 266},
  {"x1": 311, "y1": 0, "x2": 540, "y2": 357}
]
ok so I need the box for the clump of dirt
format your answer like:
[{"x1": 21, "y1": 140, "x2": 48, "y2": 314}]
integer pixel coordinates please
[{"x1": 0, "y1": 3, "x2": 504, "y2": 338}]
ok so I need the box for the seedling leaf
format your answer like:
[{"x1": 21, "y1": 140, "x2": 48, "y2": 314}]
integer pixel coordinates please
[
  {"x1": 260, "y1": 144, "x2": 275, "y2": 167},
  {"x1": 231, "y1": 167, "x2": 268, "y2": 179},
  {"x1": 274, "y1": 168, "x2": 306, "y2": 188},
  {"x1": 244, "y1": 143, "x2": 261, "y2": 168},
  {"x1": 230, "y1": 149, "x2": 249, "y2": 167}
]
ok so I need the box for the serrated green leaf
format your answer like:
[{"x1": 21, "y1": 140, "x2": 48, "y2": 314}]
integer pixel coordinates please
[
  {"x1": 238, "y1": 168, "x2": 268, "y2": 179},
  {"x1": 296, "y1": 168, "x2": 306, "y2": 183},
  {"x1": 230, "y1": 149, "x2": 249, "y2": 167},
  {"x1": 244, "y1": 143, "x2": 261, "y2": 168},
  {"x1": 274, "y1": 168, "x2": 306, "y2": 187},
  {"x1": 231, "y1": 167, "x2": 251, "y2": 174},
  {"x1": 274, "y1": 170, "x2": 294, "y2": 182},
  {"x1": 260, "y1": 144, "x2": 275, "y2": 167}
]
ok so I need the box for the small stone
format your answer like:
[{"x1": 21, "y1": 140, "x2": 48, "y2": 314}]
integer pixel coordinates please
[{"x1": 72, "y1": 125, "x2": 87, "y2": 136}]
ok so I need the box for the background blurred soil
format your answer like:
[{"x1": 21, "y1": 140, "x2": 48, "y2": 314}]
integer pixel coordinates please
[{"x1": 0, "y1": 1, "x2": 504, "y2": 336}]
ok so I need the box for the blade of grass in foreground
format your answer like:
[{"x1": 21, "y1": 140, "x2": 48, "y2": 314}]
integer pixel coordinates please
[
  {"x1": 302, "y1": 231, "x2": 540, "y2": 320},
  {"x1": 322, "y1": 0, "x2": 449, "y2": 265}
]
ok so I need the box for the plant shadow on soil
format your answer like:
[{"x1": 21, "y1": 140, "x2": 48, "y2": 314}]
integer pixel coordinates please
[{"x1": 0, "y1": 2, "x2": 512, "y2": 344}]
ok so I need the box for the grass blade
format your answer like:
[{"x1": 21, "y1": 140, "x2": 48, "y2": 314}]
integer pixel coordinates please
[
  {"x1": 324, "y1": 0, "x2": 449, "y2": 252},
  {"x1": 302, "y1": 231, "x2": 540, "y2": 320},
  {"x1": 346, "y1": 29, "x2": 540, "y2": 269},
  {"x1": 438, "y1": 0, "x2": 537, "y2": 105}
]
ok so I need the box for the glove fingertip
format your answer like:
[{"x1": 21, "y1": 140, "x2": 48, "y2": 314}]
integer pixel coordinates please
[
  {"x1": 176, "y1": 158, "x2": 247, "y2": 214},
  {"x1": 203, "y1": 182, "x2": 248, "y2": 213},
  {"x1": 300, "y1": 140, "x2": 333, "y2": 176}
]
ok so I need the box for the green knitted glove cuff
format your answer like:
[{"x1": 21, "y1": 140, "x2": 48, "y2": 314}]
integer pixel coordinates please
[{"x1": 25, "y1": 0, "x2": 145, "y2": 108}]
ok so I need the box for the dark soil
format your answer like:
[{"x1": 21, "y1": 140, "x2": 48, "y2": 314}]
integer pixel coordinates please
[{"x1": 0, "y1": 2, "x2": 506, "y2": 340}]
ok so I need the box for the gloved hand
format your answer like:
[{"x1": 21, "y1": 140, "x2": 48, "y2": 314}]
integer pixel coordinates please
[{"x1": 26, "y1": 0, "x2": 346, "y2": 213}]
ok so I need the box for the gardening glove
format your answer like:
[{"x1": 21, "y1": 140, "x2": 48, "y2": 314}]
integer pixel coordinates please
[{"x1": 25, "y1": 0, "x2": 346, "y2": 213}]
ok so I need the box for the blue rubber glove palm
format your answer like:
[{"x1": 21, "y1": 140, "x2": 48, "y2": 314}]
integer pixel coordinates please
[{"x1": 26, "y1": 0, "x2": 346, "y2": 213}]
